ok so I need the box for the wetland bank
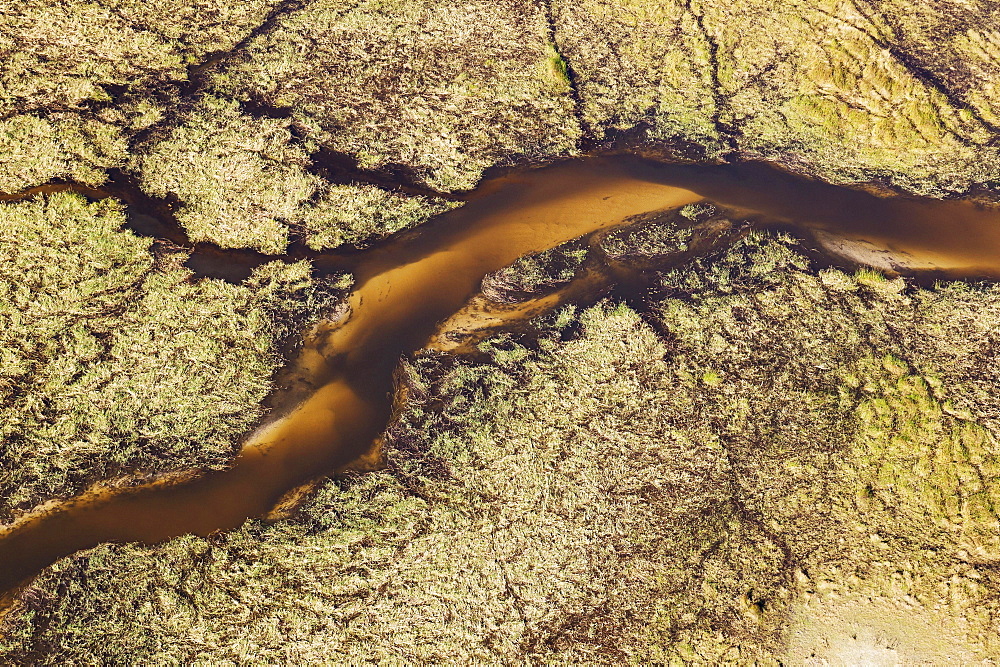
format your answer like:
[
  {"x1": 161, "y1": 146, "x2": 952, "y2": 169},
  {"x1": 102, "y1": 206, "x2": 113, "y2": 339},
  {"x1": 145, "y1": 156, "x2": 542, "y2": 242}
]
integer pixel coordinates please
[{"x1": 5, "y1": 154, "x2": 1000, "y2": 605}]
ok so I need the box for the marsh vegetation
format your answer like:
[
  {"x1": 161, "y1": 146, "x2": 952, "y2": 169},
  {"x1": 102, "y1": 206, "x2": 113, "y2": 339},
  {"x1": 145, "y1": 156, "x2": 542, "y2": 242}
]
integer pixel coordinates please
[
  {"x1": 5, "y1": 0, "x2": 1000, "y2": 662},
  {"x1": 6, "y1": 227, "x2": 1000, "y2": 662}
]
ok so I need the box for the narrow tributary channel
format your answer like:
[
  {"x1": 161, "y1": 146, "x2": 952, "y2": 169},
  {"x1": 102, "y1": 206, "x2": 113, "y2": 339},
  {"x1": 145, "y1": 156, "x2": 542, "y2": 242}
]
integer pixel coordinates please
[{"x1": 3, "y1": 155, "x2": 1000, "y2": 601}]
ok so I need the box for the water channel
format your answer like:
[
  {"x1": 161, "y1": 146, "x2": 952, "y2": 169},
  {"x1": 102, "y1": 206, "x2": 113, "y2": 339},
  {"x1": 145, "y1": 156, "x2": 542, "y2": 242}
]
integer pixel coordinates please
[{"x1": 3, "y1": 155, "x2": 1000, "y2": 601}]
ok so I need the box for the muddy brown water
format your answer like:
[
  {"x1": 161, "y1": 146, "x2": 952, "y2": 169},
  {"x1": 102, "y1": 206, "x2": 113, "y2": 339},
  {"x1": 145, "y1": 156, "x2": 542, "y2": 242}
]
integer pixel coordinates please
[{"x1": 3, "y1": 155, "x2": 1000, "y2": 600}]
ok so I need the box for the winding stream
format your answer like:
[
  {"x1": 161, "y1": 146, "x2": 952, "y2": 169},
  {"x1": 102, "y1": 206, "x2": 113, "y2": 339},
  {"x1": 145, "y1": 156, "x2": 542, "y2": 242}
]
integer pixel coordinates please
[{"x1": 3, "y1": 155, "x2": 1000, "y2": 602}]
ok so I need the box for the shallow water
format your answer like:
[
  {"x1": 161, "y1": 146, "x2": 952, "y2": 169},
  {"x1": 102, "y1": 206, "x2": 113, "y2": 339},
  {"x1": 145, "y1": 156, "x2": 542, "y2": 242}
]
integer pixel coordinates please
[
  {"x1": 643, "y1": 161, "x2": 1000, "y2": 277},
  {"x1": 3, "y1": 155, "x2": 1000, "y2": 599}
]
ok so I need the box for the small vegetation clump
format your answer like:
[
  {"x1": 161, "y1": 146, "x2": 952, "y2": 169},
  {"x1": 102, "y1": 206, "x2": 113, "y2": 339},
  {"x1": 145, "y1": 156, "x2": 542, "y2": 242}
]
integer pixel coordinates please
[
  {"x1": 6, "y1": 231, "x2": 1000, "y2": 661},
  {"x1": 600, "y1": 203, "x2": 731, "y2": 261},
  {"x1": 298, "y1": 183, "x2": 459, "y2": 250},
  {"x1": 0, "y1": 114, "x2": 125, "y2": 193},
  {"x1": 136, "y1": 95, "x2": 319, "y2": 253},
  {"x1": 480, "y1": 239, "x2": 589, "y2": 302}
]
